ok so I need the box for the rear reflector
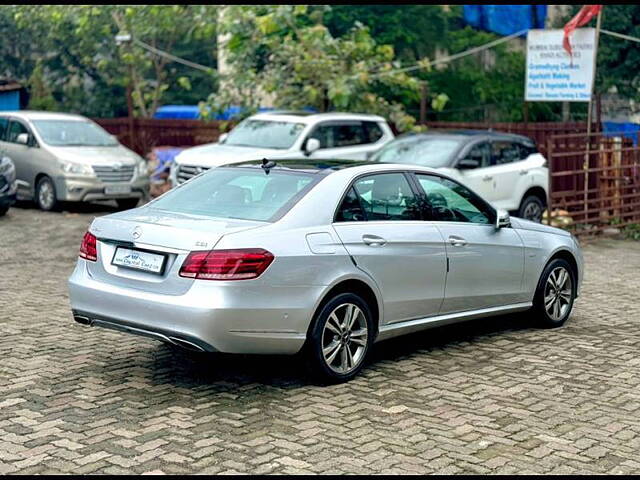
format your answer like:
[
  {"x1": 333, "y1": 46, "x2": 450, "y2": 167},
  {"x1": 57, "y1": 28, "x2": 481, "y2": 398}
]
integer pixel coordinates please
[
  {"x1": 179, "y1": 248, "x2": 274, "y2": 281},
  {"x1": 79, "y1": 231, "x2": 97, "y2": 262}
]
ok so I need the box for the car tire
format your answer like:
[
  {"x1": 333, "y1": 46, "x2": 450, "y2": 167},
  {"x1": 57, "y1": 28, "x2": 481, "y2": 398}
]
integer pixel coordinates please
[
  {"x1": 518, "y1": 194, "x2": 545, "y2": 223},
  {"x1": 532, "y1": 258, "x2": 576, "y2": 329},
  {"x1": 306, "y1": 292, "x2": 374, "y2": 384},
  {"x1": 0, "y1": 205, "x2": 8, "y2": 217},
  {"x1": 35, "y1": 176, "x2": 59, "y2": 211},
  {"x1": 116, "y1": 198, "x2": 140, "y2": 211}
]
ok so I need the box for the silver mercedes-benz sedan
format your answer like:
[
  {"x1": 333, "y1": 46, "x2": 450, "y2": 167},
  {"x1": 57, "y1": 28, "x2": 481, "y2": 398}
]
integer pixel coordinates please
[{"x1": 68, "y1": 160, "x2": 583, "y2": 383}]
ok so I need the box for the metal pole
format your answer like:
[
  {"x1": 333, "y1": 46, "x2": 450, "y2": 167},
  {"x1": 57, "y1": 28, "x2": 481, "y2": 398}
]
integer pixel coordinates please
[{"x1": 583, "y1": 11, "x2": 602, "y2": 224}]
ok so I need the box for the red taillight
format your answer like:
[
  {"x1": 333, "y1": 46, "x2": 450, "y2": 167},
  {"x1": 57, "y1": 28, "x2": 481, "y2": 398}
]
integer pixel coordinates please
[
  {"x1": 79, "y1": 231, "x2": 97, "y2": 262},
  {"x1": 179, "y1": 248, "x2": 274, "y2": 281}
]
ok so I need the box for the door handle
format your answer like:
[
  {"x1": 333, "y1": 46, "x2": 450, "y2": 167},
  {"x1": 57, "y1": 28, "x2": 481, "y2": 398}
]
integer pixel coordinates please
[
  {"x1": 448, "y1": 235, "x2": 467, "y2": 247},
  {"x1": 362, "y1": 234, "x2": 387, "y2": 247},
  {"x1": 519, "y1": 169, "x2": 529, "y2": 175},
  {"x1": 482, "y1": 175, "x2": 493, "y2": 182}
]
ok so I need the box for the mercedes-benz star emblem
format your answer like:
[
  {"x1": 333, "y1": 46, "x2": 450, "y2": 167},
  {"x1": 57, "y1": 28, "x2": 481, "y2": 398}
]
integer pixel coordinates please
[{"x1": 132, "y1": 226, "x2": 142, "y2": 240}]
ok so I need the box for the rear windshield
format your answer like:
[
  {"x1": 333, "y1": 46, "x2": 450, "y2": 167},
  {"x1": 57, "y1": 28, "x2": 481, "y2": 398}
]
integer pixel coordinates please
[
  {"x1": 149, "y1": 167, "x2": 318, "y2": 222},
  {"x1": 371, "y1": 136, "x2": 463, "y2": 168}
]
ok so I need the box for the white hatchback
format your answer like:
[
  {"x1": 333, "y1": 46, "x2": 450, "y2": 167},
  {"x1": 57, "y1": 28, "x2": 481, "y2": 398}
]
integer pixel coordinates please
[
  {"x1": 371, "y1": 130, "x2": 549, "y2": 222},
  {"x1": 170, "y1": 111, "x2": 394, "y2": 186}
]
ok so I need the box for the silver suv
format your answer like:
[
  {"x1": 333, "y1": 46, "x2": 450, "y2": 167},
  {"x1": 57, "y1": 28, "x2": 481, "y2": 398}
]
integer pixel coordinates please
[{"x1": 0, "y1": 111, "x2": 150, "y2": 211}]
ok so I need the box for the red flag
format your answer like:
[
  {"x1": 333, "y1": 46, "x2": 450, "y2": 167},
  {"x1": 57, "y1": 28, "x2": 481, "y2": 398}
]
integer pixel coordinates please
[{"x1": 563, "y1": 5, "x2": 602, "y2": 56}]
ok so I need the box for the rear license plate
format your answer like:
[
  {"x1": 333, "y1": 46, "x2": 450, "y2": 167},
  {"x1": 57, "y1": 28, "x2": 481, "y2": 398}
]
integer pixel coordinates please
[
  {"x1": 112, "y1": 247, "x2": 166, "y2": 274},
  {"x1": 105, "y1": 185, "x2": 132, "y2": 195}
]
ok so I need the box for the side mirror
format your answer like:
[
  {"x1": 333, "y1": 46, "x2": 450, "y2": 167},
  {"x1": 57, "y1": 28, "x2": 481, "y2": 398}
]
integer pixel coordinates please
[
  {"x1": 16, "y1": 133, "x2": 29, "y2": 145},
  {"x1": 496, "y1": 209, "x2": 511, "y2": 229},
  {"x1": 218, "y1": 133, "x2": 228, "y2": 143},
  {"x1": 304, "y1": 137, "x2": 321, "y2": 156},
  {"x1": 457, "y1": 157, "x2": 480, "y2": 169}
]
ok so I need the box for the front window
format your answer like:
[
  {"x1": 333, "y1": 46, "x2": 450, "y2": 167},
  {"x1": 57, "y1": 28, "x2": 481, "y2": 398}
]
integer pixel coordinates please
[
  {"x1": 416, "y1": 174, "x2": 494, "y2": 224},
  {"x1": 372, "y1": 136, "x2": 463, "y2": 168},
  {"x1": 150, "y1": 167, "x2": 317, "y2": 222},
  {"x1": 223, "y1": 119, "x2": 305, "y2": 150},
  {"x1": 336, "y1": 173, "x2": 420, "y2": 221},
  {"x1": 31, "y1": 120, "x2": 118, "y2": 147}
]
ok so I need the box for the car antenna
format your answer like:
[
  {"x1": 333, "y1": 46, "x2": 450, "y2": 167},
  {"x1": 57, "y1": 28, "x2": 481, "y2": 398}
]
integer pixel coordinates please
[{"x1": 261, "y1": 158, "x2": 277, "y2": 175}]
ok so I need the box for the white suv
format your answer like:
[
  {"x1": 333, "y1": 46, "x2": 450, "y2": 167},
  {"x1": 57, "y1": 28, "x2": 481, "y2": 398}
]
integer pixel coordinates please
[
  {"x1": 371, "y1": 130, "x2": 549, "y2": 222},
  {"x1": 170, "y1": 111, "x2": 394, "y2": 186}
]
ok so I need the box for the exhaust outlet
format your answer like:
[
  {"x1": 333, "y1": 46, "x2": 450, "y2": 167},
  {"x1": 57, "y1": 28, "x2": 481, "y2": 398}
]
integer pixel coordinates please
[
  {"x1": 74, "y1": 315, "x2": 92, "y2": 326},
  {"x1": 168, "y1": 336, "x2": 205, "y2": 352}
]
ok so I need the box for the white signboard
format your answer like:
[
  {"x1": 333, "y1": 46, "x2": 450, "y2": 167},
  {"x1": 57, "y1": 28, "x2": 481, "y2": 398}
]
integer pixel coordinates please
[{"x1": 525, "y1": 28, "x2": 596, "y2": 102}]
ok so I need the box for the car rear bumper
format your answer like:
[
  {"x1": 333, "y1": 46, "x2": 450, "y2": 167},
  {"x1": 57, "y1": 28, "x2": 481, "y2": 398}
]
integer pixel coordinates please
[{"x1": 68, "y1": 260, "x2": 322, "y2": 354}]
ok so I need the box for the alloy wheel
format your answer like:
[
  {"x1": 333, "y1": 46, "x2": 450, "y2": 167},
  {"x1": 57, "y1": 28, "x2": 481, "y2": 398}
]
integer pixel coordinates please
[
  {"x1": 523, "y1": 201, "x2": 543, "y2": 223},
  {"x1": 38, "y1": 179, "x2": 55, "y2": 210},
  {"x1": 321, "y1": 302, "x2": 368, "y2": 374},
  {"x1": 544, "y1": 267, "x2": 573, "y2": 321}
]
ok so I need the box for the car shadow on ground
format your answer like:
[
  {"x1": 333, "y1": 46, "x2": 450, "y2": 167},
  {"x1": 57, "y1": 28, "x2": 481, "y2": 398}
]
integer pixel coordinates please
[{"x1": 134, "y1": 312, "x2": 537, "y2": 390}]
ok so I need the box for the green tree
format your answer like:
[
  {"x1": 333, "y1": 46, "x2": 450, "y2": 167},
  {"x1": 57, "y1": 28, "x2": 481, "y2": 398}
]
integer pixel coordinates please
[
  {"x1": 9, "y1": 5, "x2": 218, "y2": 117},
  {"x1": 207, "y1": 5, "x2": 427, "y2": 131},
  {"x1": 26, "y1": 61, "x2": 58, "y2": 111},
  {"x1": 324, "y1": 5, "x2": 455, "y2": 62}
]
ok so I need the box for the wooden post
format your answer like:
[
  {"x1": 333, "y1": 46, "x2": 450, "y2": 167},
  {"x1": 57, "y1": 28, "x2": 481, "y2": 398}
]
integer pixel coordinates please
[{"x1": 419, "y1": 81, "x2": 428, "y2": 125}]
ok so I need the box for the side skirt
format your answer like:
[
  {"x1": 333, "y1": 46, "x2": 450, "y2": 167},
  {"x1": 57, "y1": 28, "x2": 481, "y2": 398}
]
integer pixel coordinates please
[{"x1": 376, "y1": 302, "x2": 532, "y2": 342}]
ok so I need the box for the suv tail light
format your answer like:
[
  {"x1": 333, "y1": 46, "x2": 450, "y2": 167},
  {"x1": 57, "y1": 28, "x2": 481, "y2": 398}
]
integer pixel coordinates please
[
  {"x1": 79, "y1": 231, "x2": 97, "y2": 262},
  {"x1": 179, "y1": 248, "x2": 274, "y2": 281}
]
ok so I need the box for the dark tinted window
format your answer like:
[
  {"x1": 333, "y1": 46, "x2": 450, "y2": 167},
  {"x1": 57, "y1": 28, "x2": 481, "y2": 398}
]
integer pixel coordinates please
[
  {"x1": 308, "y1": 122, "x2": 367, "y2": 149},
  {"x1": 491, "y1": 141, "x2": 522, "y2": 165},
  {"x1": 364, "y1": 122, "x2": 384, "y2": 143},
  {"x1": 6, "y1": 121, "x2": 29, "y2": 144},
  {"x1": 465, "y1": 142, "x2": 491, "y2": 168},
  {"x1": 335, "y1": 187, "x2": 365, "y2": 222},
  {"x1": 352, "y1": 173, "x2": 420, "y2": 221},
  {"x1": 0, "y1": 118, "x2": 8, "y2": 141},
  {"x1": 416, "y1": 174, "x2": 494, "y2": 224}
]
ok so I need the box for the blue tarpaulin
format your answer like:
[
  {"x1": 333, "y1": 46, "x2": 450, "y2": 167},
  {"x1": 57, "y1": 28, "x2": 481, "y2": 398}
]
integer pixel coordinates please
[
  {"x1": 153, "y1": 105, "x2": 317, "y2": 120},
  {"x1": 602, "y1": 121, "x2": 640, "y2": 147},
  {"x1": 463, "y1": 5, "x2": 547, "y2": 37},
  {"x1": 0, "y1": 91, "x2": 20, "y2": 111}
]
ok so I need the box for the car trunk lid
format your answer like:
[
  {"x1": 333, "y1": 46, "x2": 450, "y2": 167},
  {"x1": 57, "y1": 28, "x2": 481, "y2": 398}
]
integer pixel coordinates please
[{"x1": 85, "y1": 207, "x2": 266, "y2": 295}]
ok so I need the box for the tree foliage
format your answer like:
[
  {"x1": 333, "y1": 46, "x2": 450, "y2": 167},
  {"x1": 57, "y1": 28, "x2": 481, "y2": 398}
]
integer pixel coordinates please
[
  {"x1": 6, "y1": 5, "x2": 218, "y2": 117},
  {"x1": 205, "y1": 5, "x2": 428, "y2": 131}
]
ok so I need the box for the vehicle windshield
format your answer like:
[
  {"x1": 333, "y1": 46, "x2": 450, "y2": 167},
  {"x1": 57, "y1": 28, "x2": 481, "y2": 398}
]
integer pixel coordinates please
[
  {"x1": 149, "y1": 167, "x2": 318, "y2": 222},
  {"x1": 32, "y1": 120, "x2": 119, "y2": 147},
  {"x1": 371, "y1": 136, "x2": 463, "y2": 168},
  {"x1": 223, "y1": 119, "x2": 305, "y2": 150}
]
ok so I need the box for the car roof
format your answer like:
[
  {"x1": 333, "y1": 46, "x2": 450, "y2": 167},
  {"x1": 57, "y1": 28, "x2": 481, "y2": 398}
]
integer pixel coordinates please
[
  {"x1": 398, "y1": 129, "x2": 535, "y2": 143},
  {"x1": 0, "y1": 110, "x2": 88, "y2": 122},
  {"x1": 247, "y1": 111, "x2": 388, "y2": 125},
  {"x1": 224, "y1": 158, "x2": 440, "y2": 177}
]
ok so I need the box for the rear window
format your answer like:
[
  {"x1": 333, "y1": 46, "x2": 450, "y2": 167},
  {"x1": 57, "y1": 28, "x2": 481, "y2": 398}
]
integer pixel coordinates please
[{"x1": 150, "y1": 167, "x2": 318, "y2": 222}]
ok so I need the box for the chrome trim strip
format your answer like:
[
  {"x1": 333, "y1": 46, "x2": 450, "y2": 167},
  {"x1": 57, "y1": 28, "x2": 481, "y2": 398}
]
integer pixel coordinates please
[{"x1": 376, "y1": 302, "x2": 532, "y2": 342}]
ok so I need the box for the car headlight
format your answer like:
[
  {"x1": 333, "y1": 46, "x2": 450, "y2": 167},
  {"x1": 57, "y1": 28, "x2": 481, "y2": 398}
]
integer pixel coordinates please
[
  {"x1": 61, "y1": 162, "x2": 94, "y2": 176},
  {"x1": 136, "y1": 159, "x2": 148, "y2": 177},
  {"x1": 0, "y1": 156, "x2": 15, "y2": 175}
]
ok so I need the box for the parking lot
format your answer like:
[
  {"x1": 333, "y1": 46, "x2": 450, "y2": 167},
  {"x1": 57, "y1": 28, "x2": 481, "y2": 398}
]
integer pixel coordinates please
[{"x1": 1, "y1": 204, "x2": 640, "y2": 474}]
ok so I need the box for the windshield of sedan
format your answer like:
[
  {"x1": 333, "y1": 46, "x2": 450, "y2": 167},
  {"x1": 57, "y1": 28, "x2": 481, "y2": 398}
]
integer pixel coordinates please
[
  {"x1": 31, "y1": 120, "x2": 119, "y2": 147},
  {"x1": 222, "y1": 119, "x2": 305, "y2": 150},
  {"x1": 371, "y1": 136, "x2": 463, "y2": 168},
  {"x1": 149, "y1": 167, "x2": 318, "y2": 222}
]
